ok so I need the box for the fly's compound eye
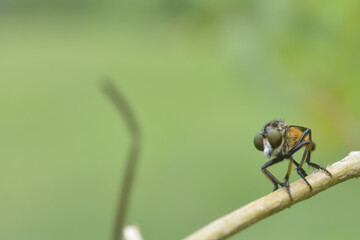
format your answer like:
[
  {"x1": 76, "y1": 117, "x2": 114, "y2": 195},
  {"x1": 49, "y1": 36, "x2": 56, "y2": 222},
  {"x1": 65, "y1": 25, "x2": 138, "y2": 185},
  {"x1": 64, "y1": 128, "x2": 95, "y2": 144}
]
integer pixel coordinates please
[
  {"x1": 254, "y1": 133, "x2": 264, "y2": 151},
  {"x1": 267, "y1": 129, "x2": 282, "y2": 149}
]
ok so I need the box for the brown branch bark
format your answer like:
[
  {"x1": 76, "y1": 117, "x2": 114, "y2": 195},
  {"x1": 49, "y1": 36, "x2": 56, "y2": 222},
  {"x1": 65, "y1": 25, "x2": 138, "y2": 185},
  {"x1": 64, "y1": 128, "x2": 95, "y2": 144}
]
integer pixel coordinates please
[{"x1": 184, "y1": 151, "x2": 360, "y2": 240}]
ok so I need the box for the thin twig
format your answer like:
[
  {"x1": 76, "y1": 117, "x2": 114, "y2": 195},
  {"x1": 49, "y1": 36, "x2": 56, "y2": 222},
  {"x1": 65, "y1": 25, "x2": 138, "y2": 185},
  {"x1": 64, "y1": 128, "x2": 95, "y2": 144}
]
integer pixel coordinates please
[
  {"x1": 184, "y1": 151, "x2": 360, "y2": 240},
  {"x1": 101, "y1": 79, "x2": 141, "y2": 240}
]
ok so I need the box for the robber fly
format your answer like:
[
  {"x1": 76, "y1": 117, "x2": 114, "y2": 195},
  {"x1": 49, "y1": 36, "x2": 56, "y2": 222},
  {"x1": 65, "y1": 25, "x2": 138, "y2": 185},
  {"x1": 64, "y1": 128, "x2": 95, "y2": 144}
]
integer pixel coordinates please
[{"x1": 253, "y1": 120, "x2": 331, "y2": 200}]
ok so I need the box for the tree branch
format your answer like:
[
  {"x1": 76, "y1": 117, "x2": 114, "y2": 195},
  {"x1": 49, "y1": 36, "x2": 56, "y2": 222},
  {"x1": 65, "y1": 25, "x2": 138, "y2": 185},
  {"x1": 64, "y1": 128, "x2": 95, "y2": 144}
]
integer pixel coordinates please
[{"x1": 184, "y1": 151, "x2": 360, "y2": 240}]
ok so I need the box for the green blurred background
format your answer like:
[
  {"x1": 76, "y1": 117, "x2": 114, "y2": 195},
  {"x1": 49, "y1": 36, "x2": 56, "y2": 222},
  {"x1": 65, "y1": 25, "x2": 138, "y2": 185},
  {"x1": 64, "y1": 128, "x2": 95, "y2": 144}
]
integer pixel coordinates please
[{"x1": 1, "y1": 0, "x2": 360, "y2": 239}]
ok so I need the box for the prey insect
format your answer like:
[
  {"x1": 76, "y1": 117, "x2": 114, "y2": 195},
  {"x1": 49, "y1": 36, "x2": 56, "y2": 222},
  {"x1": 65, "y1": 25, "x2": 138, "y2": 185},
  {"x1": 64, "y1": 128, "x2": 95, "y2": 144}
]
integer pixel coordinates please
[{"x1": 253, "y1": 120, "x2": 332, "y2": 200}]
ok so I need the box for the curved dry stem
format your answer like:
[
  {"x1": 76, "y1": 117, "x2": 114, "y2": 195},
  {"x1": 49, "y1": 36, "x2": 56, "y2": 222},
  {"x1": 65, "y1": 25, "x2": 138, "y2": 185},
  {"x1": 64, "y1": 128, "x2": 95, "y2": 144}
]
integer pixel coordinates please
[
  {"x1": 102, "y1": 79, "x2": 142, "y2": 240},
  {"x1": 184, "y1": 151, "x2": 360, "y2": 240}
]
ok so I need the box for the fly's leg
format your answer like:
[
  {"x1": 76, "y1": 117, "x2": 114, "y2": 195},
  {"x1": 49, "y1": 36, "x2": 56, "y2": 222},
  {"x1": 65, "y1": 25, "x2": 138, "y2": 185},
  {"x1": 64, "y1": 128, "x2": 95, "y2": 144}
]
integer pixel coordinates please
[
  {"x1": 304, "y1": 130, "x2": 332, "y2": 177},
  {"x1": 289, "y1": 138, "x2": 313, "y2": 190},
  {"x1": 261, "y1": 157, "x2": 285, "y2": 192},
  {"x1": 292, "y1": 159, "x2": 308, "y2": 177},
  {"x1": 307, "y1": 161, "x2": 332, "y2": 176},
  {"x1": 284, "y1": 159, "x2": 294, "y2": 201},
  {"x1": 293, "y1": 152, "x2": 313, "y2": 191},
  {"x1": 289, "y1": 129, "x2": 331, "y2": 191}
]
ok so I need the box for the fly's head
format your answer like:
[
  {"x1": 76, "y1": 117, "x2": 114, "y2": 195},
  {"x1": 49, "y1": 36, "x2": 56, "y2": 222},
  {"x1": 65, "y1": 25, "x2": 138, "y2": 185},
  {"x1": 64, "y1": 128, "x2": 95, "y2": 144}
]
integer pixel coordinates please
[{"x1": 254, "y1": 120, "x2": 289, "y2": 159}]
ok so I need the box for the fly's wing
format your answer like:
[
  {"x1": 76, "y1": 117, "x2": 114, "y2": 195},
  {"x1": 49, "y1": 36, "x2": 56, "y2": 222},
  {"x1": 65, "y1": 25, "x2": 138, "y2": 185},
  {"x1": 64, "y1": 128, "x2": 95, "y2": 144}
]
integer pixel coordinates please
[{"x1": 288, "y1": 125, "x2": 316, "y2": 151}]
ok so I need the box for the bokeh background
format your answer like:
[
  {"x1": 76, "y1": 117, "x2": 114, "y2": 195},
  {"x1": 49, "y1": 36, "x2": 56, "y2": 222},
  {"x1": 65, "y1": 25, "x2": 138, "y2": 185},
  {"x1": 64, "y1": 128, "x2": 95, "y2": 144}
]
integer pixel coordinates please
[{"x1": 1, "y1": 0, "x2": 360, "y2": 239}]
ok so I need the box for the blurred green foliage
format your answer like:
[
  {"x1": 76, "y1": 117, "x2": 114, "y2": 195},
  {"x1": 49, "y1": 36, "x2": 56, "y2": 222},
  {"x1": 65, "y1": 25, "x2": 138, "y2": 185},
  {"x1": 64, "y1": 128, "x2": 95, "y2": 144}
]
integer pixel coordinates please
[{"x1": 1, "y1": 1, "x2": 360, "y2": 239}]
